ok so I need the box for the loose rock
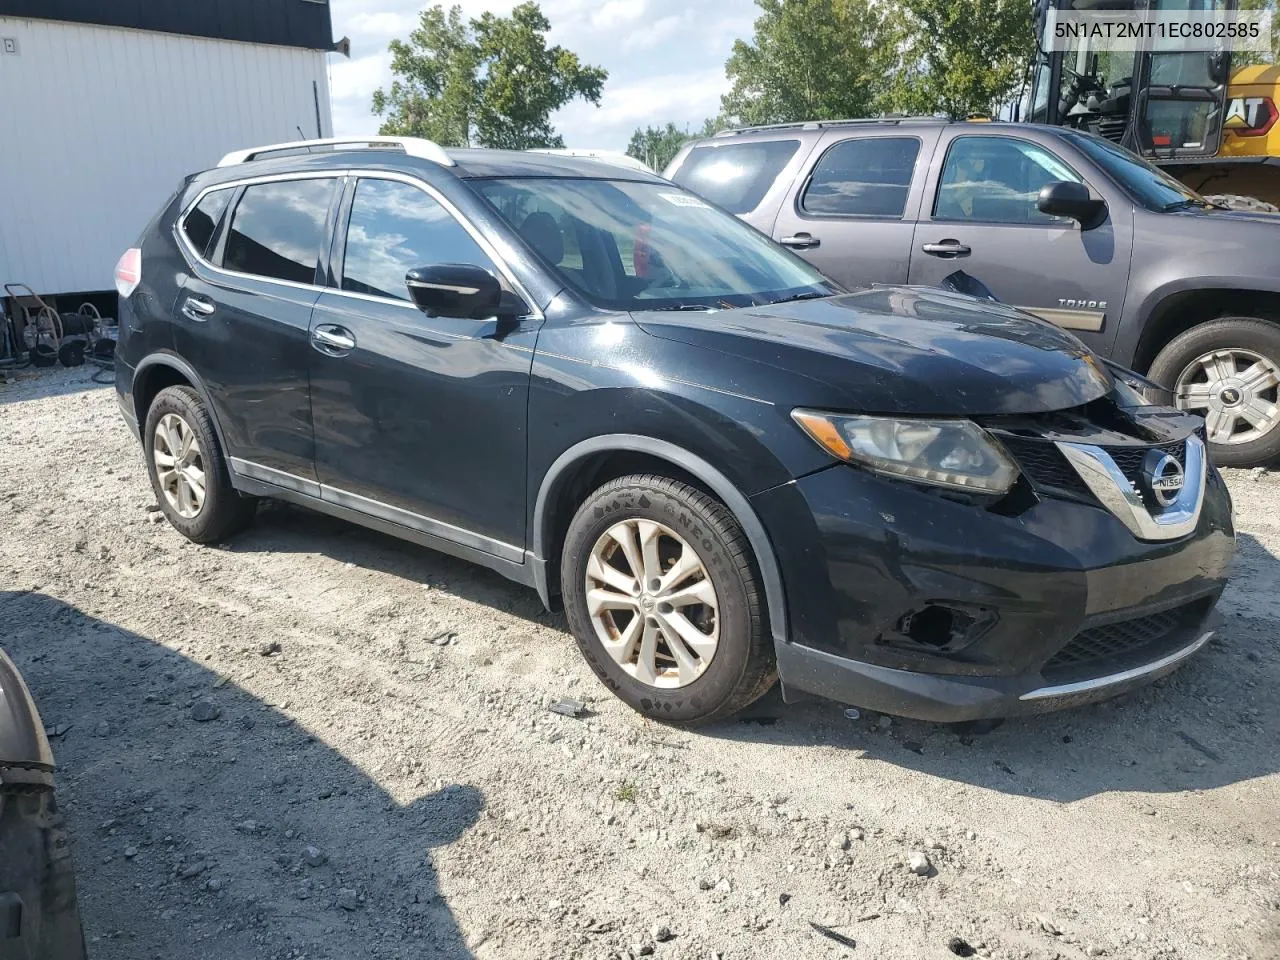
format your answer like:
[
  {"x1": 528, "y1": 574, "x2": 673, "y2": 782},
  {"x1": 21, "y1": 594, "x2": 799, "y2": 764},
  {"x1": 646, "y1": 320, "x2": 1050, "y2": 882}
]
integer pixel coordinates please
[
  {"x1": 304, "y1": 845, "x2": 328, "y2": 867},
  {"x1": 336, "y1": 888, "x2": 360, "y2": 911},
  {"x1": 548, "y1": 697, "x2": 587, "y2": 718},
  {"x1": 907, "y1": 851, "x2": 932, "y2": 876},
  {"x1": 190, "y1": 701, "x2": 221, "y2": 722}
]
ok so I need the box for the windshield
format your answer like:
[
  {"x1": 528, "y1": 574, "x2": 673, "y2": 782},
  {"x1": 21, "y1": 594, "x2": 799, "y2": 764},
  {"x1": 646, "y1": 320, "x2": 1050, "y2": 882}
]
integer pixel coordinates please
[
  {"x1": 474, "y1": 178, "x2": 836, "y2": 311},
  {"x1": 1060, "y1": 131, "x2": 1209, "y2": 210}
]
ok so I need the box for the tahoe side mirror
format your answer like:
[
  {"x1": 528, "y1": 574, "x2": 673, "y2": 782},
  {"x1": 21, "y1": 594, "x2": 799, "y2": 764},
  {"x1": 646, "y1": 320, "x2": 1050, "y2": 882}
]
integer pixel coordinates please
[
  {"x1": 405, "y1": 263, "x2": 505, "y2": 319},
  {"x1": 1037, "y1": 181, "x2": 1107, "y2": 230}
]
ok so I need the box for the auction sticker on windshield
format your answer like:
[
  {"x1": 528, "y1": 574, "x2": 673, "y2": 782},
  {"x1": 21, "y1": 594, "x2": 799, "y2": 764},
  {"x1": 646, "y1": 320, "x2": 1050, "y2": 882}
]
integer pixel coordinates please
[{"x1": 660, "y1": 192, "x2": 710, "y2": 208}]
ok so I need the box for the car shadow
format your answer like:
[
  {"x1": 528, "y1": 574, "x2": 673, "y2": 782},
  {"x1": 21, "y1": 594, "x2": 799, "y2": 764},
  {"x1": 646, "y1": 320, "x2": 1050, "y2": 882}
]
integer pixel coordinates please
[
  {"x1": 701, "y1": 532, "x2": 1280, "y2": 804},
  {"x1": 1, "y1": 589, "x2": 482, "y2": 960},
  {"x1": 221, "y1": 499, "x2": 559, "y2": 629},
  {"x1": 0, "y1": 367, "x2": 113, "y2": 406},
  {"x1": 168, "y1": 494, "x2": 1276, "y2": 808}
]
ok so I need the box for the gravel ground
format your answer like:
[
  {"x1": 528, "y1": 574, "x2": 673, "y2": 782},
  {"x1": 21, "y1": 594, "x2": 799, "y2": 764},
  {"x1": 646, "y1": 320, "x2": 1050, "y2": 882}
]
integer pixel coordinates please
[{"x1": 2, "y1": 366, "x2": 1278, "y2": 960}]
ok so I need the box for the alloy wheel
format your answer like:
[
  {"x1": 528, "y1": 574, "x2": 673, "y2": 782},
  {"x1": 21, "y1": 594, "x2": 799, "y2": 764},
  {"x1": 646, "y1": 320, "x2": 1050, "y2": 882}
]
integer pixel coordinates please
[
  {"x1": 1174, "y1": 348, "x2": 1280, "y2": 445},
  {"x1": 584, "y1": 518, "x2": 720, "y2": 688},
  {"x1": 153, "y1": 412, "x2": 206, "y2": 518}
]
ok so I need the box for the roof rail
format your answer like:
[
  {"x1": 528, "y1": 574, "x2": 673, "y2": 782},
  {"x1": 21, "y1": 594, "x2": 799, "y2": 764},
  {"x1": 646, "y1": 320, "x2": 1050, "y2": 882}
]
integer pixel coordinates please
[
  {"x1": 527, "y1": 148, "x2": 654, "y2": 173},
  {"x1": 216, "y1": 136, "x2": 455, "y2": 168},
  {"x1": 712, "y1": 116, "x2": 948, "y2": 137}
]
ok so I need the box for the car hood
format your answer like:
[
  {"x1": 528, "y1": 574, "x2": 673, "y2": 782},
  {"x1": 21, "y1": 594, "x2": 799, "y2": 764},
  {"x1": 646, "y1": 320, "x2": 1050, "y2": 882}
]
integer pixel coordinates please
[{"x1": 632, "y1": 285, "x2": 1114, "y2": 416}]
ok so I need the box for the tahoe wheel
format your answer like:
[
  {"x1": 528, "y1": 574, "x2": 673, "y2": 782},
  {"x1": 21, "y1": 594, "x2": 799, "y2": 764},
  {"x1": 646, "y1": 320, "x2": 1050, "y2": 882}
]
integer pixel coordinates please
[
  {"x1": 561, "y1": 475, "x2": 776, "y2": 725},
  {"x1": 144, "y1": 385, "x2": 255, "y2": 543},
  {"x1": 1148, "y1": 317, "x2": 1280, "y2": 467}
]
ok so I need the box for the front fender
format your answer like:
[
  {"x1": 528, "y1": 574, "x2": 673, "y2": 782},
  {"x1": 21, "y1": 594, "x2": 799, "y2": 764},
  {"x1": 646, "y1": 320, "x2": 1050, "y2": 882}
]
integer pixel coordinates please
[
  {"x1": 531, "y1": 433, "x2": 791, "y2": 648},
  {"x1": 0, "y1": 648, "x2": 54, "y2": 787}
]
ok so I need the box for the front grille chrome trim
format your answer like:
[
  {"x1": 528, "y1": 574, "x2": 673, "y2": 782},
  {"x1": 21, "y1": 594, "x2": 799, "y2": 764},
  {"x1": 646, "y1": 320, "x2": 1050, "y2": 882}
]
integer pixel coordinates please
[
  {"x1": 1055, "y1": 434, "x2": 1206, "y2": 541},
  {"x1": 1020, "y1": 630, "x2": 1214, "y2": 701}
]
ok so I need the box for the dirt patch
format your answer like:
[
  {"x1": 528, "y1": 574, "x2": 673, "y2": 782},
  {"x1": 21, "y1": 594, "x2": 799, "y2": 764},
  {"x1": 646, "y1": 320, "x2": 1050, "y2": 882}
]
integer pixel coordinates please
[{"x1": 3, "y1": 368, "x2": 1279, "y2": 959}]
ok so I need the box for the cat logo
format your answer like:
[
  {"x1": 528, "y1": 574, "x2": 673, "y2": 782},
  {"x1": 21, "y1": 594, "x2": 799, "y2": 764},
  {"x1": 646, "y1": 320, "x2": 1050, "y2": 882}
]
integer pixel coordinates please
[{"x1": 1224, "y1": 96, "x2": 1275, "y2": 135}]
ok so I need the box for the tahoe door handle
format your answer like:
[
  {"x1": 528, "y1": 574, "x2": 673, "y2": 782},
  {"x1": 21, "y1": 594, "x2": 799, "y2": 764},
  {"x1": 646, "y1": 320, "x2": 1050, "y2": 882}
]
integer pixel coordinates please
[
  {"x1": 779, "y1": 232, "x2": 820, "y2": 249},
  {"x1": 921, "y1": 240, "x2": 971, "y2": 258},
  {"x1": 181, "y1": 296, "x2": 215, "y2": 321},
  {"x1": 311, "y1": 324, "x2": 356, "y2": 355}
]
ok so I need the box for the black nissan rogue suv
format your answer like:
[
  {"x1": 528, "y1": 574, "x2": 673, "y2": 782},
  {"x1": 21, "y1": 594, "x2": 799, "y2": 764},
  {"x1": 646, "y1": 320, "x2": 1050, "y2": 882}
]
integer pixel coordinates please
[{"x1": 113, "y1": 136, "x2": 1235, "y2": 725}]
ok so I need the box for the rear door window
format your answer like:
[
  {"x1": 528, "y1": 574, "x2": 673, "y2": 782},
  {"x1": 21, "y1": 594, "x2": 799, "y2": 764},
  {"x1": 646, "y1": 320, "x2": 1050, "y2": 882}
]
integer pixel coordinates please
[
  {"x1": 181, "y1": 188, "x2": 233, "y2": 258},
  {"x1": 341, "y1": 178, "x2": 497, "y2": 302},
  {"x1": 222, "y1": 178, "x2": 336, "y2": 285},
  {"x1": 669, "y1": 140, "x2": 800, "y2": 214},
  {"x1": 800, "y1": 138, "x2": 920, "y2": 217}
]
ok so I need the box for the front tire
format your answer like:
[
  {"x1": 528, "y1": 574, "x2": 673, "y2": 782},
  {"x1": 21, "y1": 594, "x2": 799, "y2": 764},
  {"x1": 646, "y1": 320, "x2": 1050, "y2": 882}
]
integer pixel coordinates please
[
  {"x1": 1147, "y1": 317, "x2": 1280, "y2": 468},
  {"x1": 143, "y1": 385, "x2": 255, "y2": 542},
  {"x1": 560, "y1": 475, "x2": 776, "y2": 725}
]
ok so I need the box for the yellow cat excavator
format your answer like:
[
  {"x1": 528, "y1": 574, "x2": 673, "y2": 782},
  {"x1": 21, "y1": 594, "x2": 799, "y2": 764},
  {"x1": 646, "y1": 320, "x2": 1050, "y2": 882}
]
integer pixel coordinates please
[{"x1": 1026, "y1": 0, "x2": 1280, "y2": 210}]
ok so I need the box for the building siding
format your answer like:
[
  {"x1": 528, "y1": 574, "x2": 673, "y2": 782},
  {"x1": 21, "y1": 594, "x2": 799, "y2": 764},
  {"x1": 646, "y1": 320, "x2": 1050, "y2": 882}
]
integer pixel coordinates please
[{"x1": 0, "y1": 18, "x2": 333, "y2": 297}]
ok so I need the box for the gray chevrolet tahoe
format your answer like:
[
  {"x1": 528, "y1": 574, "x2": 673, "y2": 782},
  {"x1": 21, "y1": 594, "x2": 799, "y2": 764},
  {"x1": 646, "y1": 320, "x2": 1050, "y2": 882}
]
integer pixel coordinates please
[{"x1": 666, "y1": 119, "x2": 1280, "y2": 467}]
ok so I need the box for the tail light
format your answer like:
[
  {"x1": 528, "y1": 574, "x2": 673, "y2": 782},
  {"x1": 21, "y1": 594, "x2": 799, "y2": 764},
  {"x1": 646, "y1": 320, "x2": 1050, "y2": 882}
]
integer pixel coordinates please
[{"x1": 115, "y1": 248, "x2": 141, "y2": 298}]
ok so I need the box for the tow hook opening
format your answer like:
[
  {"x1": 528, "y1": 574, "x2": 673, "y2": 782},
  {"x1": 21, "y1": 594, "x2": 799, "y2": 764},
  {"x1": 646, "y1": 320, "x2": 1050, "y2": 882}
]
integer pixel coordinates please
[{"x1": 883, "y1": 603, "x2": 996, "y2": 654}]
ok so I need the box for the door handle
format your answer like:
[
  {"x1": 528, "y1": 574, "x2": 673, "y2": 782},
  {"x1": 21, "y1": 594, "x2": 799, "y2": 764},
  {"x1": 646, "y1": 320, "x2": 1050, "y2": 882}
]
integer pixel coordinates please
[
  {"x1": 311, "y1": 324, "x2": 356, "y2": 355},
  {"x1": 920, "y1": 240, "x2": 971, "y2": 258},
  {"x1": 181, "y1": 296, "x2": 215, "y2": 321},
  {"x1": 779, "y1": 233, "x2": 821, "y2": 249}
]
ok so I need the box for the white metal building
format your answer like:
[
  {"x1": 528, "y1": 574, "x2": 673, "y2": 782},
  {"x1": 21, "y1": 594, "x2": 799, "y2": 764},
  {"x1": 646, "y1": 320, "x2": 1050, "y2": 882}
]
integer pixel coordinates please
[{"x1": 0, "y1": 0, "x2": 340, "y2": 303}]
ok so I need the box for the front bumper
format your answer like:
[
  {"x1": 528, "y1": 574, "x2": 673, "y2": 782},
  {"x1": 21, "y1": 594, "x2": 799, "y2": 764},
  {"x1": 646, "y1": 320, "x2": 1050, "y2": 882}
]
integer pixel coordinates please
[{"x1": 753, "y1": 460, "x2": 1235, "y2": 722}]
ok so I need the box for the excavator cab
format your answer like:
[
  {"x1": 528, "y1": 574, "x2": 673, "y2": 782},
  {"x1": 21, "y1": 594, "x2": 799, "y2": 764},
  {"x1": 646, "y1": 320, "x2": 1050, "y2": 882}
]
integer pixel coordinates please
[{"x1": 1027, "y1": 0, "x2": 1233, "y2": 160}]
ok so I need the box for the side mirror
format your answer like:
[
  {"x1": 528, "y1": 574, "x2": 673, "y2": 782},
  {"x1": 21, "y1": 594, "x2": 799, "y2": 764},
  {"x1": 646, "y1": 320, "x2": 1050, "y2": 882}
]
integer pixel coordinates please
[
  {"x1": 1037, "y1": 181, "x2": 1107, "y2": 230},
  {"x1": 405, "y1": 264, "x2": 503, "y2": 319},
  {"x1": 1208, "y1": 51, "x2": 1230, "y2": 85}
]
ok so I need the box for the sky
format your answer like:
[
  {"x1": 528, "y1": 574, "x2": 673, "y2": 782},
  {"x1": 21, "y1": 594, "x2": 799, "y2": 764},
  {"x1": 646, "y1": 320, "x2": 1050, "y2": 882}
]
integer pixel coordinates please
[{"x1": 325, "y1": 0, "x2": 759, "y2": 151}]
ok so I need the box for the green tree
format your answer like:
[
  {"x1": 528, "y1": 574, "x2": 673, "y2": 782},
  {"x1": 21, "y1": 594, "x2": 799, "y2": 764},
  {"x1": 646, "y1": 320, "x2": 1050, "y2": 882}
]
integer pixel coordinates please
[
  {"x1": 372, "y1": 2, "x2": 607, "y2": 149},
  {"x1": 625, "y1": 119, "x2": 721, "y2": 170},
  {"x1": 886, "y1": 0, "x2": 1034, "y2": 118},
  {"x1": 720, "y1": 0, "x2": 895, "y2": 126}
]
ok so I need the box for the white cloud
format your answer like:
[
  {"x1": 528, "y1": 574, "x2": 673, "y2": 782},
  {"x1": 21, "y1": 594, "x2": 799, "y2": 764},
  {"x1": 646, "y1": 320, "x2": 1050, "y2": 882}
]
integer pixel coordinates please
[
  {"x1": 552, "y1": 66, "x2": 727, "y2": 148},
  {"x1": 591, "y1": 0, "x2": 649, "y2": 30},
  {"x1": 326, "y1": 0, "x2": 753, "y2": 150},
  {"x1": 328, "y1": 50, "x2": 391, "y2": 135}
]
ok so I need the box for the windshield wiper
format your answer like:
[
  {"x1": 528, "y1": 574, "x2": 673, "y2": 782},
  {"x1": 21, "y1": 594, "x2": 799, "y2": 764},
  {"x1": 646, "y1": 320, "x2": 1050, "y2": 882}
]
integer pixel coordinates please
[
  {"x1": 1162, "y1": 198, "x2": 1211, "y2": 212},
  {"x1": 645, "y1": 303, "x2": 718, "y2": 312},
  {"x1": 766, "y1": 290, "x2": 829, "y2": 306}
]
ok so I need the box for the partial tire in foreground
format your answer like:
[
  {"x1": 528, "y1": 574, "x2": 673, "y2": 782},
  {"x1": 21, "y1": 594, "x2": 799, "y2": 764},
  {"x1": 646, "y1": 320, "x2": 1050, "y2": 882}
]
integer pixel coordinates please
[
  {"x1": 1148, "y1": 316, "x2": 1280, "y2": 467},
  {"x1": 0, "y1": 788, "x2": 87, "y2": 960},
  {"x1": 560, "y1": 474, "x2": 776, "y2": 725},
  {"x1": 143, "y1": 385, "x2": 255, "y2": 543},
  {"x1": 1202, "y1": 193, "x2": 1280, "y2": 214}
]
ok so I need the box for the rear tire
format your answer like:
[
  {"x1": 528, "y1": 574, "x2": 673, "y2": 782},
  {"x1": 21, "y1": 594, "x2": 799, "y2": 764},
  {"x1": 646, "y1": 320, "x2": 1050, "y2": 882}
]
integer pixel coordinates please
[
  {"x1": 143, "y1": 385, "x2": 255, "y2": 543},
  {"x1": 560, "y1": 475, "x2": 776, "y2": 726},
  {"x1": 1147, "y1": 316, "x2": 1280, "y2": 467}
]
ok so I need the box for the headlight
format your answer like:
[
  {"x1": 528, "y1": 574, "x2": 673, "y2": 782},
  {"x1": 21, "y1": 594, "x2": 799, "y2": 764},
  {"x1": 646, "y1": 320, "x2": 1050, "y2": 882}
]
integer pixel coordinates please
[{"x1": 792, "y1": 410, "x2": 1019, "y2": 493}]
